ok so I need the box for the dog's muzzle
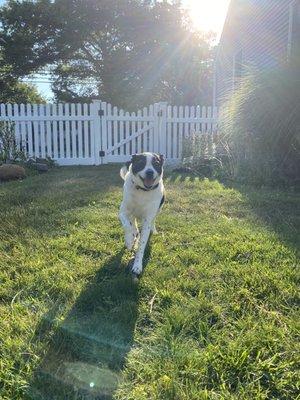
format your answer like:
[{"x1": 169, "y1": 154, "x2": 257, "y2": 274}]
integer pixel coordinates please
[{"x1": 141, "y1": 169, "x2": 156, "y2": 189}]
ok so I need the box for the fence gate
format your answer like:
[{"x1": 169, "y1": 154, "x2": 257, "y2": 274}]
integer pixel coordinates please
[{"x1": 0, "y1": 100, "x2": 218, "y2": 165}]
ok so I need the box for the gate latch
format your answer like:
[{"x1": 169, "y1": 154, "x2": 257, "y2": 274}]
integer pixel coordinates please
[{"x1": 99, "y1": 150, "x2": 105, "y2": 157}]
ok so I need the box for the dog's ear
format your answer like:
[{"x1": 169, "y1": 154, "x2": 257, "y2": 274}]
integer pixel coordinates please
[
  {"x1": 131, "y1": 154, "x2": 138, "y2": 163},
  {"x1": 125, "y1": 160, "x2": 131, "y2": 169},
  {"x1": 159, "y1": 154, "x2": 165, "y2": 165}
]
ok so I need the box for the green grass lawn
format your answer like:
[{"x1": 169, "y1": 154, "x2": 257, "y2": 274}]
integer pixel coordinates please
[{"x1": 0, "y1": 166, "x2": 299, "y2": 400}]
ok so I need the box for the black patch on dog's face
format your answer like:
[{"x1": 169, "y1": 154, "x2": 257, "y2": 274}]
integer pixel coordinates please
[
  {"x1": 131, "y1": 154, "x2": 147, "y2": 175},
  {"x1": 151, "y1": 154, "x2": 164, "y2": 175}
]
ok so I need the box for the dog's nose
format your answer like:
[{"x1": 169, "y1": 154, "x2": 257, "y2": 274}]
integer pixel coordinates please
[{"x1": 145, "y1": 169, "x2": 154, "y2": 178}]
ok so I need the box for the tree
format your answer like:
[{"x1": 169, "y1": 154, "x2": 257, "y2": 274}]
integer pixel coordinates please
[
  {"x1": 0, "y1": 46, "x2": 45, "y2": 103},
  {"x1": 0, "y1": 0, "x2": 214, "y2": 108}
]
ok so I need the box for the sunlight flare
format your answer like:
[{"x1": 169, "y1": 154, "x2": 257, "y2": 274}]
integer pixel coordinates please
[{"x1": 183, "y1": 0, "x2": 230, "y2": 39}]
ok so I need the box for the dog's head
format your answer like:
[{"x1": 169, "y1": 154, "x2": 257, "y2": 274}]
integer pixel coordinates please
[{"x1": 129, "y1": 152, "x2": 164, "y2": 190}]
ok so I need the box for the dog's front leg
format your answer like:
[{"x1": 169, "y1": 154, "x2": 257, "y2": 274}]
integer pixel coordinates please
[
  {"x1": 119, "y1": 210, "x2": 138, "y2": 250},
  {"x1": 131, "y1": 218, "x2": 152, "y2": 275}
]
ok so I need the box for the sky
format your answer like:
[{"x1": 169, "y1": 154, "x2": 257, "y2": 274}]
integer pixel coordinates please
[{"x1": 0, "y1": 0, "x2": 230, "y2": 99}]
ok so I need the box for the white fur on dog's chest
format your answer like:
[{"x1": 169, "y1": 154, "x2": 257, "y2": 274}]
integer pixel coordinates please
[{"x1": 124, "y1": 181, "x2": 163, "y2": 220}]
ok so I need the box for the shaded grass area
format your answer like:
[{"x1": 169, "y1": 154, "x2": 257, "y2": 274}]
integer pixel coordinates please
[{"x1": 0, "y1": 166, "x2": 299, "y2": 400}]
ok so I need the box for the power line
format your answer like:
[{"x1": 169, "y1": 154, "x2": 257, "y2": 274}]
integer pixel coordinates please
[{"x1": 22, "y1": 78, "x2": 99, "y2": 84}]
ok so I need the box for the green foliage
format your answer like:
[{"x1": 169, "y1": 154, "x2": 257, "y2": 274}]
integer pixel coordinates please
[
  {"x1": 0, "y1": 79, "x2": 45, "y2": 103},
  {"x1": 0, "y1": 166, "x2": 299, "y2": 399},
  {"x1": 219, "y1": 63, "x2": 300, "y2": 185},
  {"x1": 0, "y1": 121, "x2": 26, "y2": 163},
  {"x1": 0, "y1": 43, "x2": 45, "y2": 103},
  {"x1": 181, "y1": 134, "x2": 229, "y2": 179},
  {"x1": 0, "y1": 0, "x2": 213, "y2": 109}
]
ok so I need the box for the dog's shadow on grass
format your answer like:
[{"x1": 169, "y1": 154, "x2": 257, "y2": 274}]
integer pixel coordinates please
[{"x1": 27, "y1": 249, "x2": 147, "y2": 400}]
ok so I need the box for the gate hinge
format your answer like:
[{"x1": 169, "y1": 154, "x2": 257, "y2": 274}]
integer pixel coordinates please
[
  {"x1": 99, "y1": 150, "x2": 105, "y2": 157},
  {"x1": 98, "y1": 110, "x2": 104, "y2": 117}
]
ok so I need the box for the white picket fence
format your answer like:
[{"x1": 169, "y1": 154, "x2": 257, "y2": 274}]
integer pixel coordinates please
[{"x1": 0, "y1": 100, "x2": 218, "y2": 165}]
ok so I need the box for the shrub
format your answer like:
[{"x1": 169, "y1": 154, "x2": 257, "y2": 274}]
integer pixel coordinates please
[
  {"x1": 219, "y1": 62, "x2": 300, "y2": 185},
  {"x1": 0, "y1": 122, "x2": 26, "y2": 164}
]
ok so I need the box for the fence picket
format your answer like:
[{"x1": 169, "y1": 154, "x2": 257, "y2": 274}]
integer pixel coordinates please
[
  {"x1": 166, "y1": 106, "x2": 172, "y2": 159},
  {"x1": 65, "y1": 104, "x2": 71, "y2": 158},
  {"x1": 45, "y1": 104, "x2": 52, "y2": 157},
  {"x1": 52, "y1": 104, "x2": 58, "y2": 159},
  {"x1": 137, "y1": 110, "x2": 142, "y2": 153},
  {"x1": 172, "y1": 106, "x2": 178, "y2": 159},
  {"x1": 196, "y1": 105, "x2": 201, "y2": 132},
  {"x1": 13, "y1": 104, "x2": 20, "y2": 151},
  {"x1": 107, "y1": 103, "x2": 112, "y2": 156},
  {"x1": 184, "y1": 106, "x2": 189, "y2": 138},
  {"x1": 39, "y1": 105, "x2": 46, "y2": 158},
  {"x1": 70, "y1": 104, "x2": 76, "y2": 158},
  {"x1": 131, "y1": 111, "x2": 137, "y2": 154},
  {"x1": 26, "y1": 104, "x2": 34, "y2": 156},
  {"x1": 19, "y1": 104, "x2": 27, "y2": 154},
  {"x1": 77, "y1": 104, "x2": 83, "y2": 159},
  {"x1": 190, "y1": 106, "x2": 196, "y2": 134},
  {"x1": 32, "y1": 104, "x2": 39, "y2": 157},
  {"x1": 178, "y1": 106, "x2": 184, "y2": 158},
  {"x1": 58, "y1": 103, "x2": 64, "y2": 159},
  {"x1": 125, "y1": 112, "x2": 130, "y2": 156},
  {"x1": 83, "y1": 104, "x2": 89, "y2": 158},
  {"x1": 119, "y1": 109, "x2": 125, "y2": 156},
  {"x1": 113, "y1": 106, "x2": 118, "y2": 156},
  {"x1": 201, "y1": 106, "x2": 207, "y2": 133}
]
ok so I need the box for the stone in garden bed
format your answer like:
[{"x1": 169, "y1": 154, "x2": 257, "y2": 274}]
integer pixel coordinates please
[
  {"x1": 0, "y1": 164, "x2": 26, "y2": 181},
  {"x1": 35, "y1": 157, "x2": 49, "y2": 165},
  {"x1": 35, "y1": 163, "x2": 49, "y2": 172}
]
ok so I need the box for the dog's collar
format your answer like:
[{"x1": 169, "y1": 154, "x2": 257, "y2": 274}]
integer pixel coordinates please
[{"x1": 132, "y1": 180, "x2": 159, "y2": 192}]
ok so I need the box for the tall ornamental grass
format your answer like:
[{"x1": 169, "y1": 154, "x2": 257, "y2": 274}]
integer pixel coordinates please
[{"x1": 219, "y1": 62, "x2": 300, "y2": 185}]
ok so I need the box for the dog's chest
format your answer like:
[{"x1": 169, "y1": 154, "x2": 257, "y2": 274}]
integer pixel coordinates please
[{"x1": 125, "y1": 188, "x2": 161, "y2": 219}]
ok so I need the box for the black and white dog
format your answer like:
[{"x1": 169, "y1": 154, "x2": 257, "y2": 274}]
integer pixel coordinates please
[{"x1": 119, "y1": 152, "x2": 165, "y2": 276}]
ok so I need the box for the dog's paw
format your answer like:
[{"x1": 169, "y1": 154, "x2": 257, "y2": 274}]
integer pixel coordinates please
[
  {"x1": 131, "y1": 272, "x2": 140, "y2": 283},
  {"x1": 131, "y1": 260, "x2": 142, "y2": 276}
]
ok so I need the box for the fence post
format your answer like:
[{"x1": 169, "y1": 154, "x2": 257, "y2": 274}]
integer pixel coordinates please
[
  {"x1": 213, "y1": 106, "x2": 218, "y2": 133},
  {"x1": 158, "y1": 102, "x2": 168, "y2": 156},
  {"x1": 91, "y1": 100, "x2": 101, "y2": 165},
  {"x1": 153, "y1": 102, "x2": 168, "y2": 155},
  {"x1": 100, "y1": 101, "x2": 107, "y2": 164},
  {"x1": 153, "y1": 103, "x2": 160, "y2": 153}
]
